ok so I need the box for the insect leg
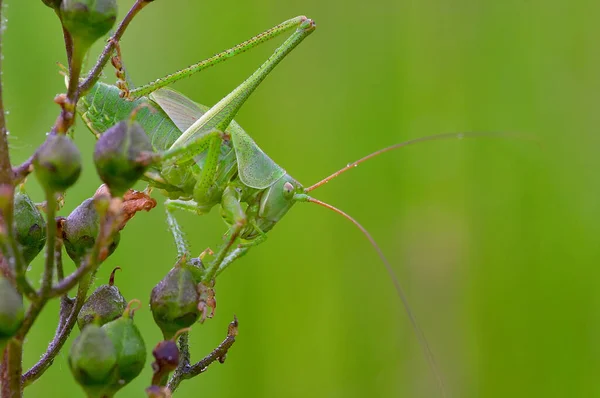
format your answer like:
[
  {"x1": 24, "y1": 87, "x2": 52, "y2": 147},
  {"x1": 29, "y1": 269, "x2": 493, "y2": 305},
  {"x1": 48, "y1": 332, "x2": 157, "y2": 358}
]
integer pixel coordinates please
[
  {"x1": 165, "y1": 202, "x2": 190, "y2": 259},
  {"x1": 129, "y1": 16, "x2": 312, "y2": 99},
  {"x1": 192, "y1": 135, "x2": 221, "y2": 207},
  {"x1": 161, "y1": 130, "x2": 222, "y2": 164},
  {"x1": 109, "y1": 39, "x2": 132, "y2": 98},
  {"x1": 202, "y1": 186, "x2": 248, "y2": 283},
  {"x1": 215, "y1": 247, "x2": 250, "y2": 277},
  {"x1": 169, "y1": 17, "x2": 316, "y2": 150}
]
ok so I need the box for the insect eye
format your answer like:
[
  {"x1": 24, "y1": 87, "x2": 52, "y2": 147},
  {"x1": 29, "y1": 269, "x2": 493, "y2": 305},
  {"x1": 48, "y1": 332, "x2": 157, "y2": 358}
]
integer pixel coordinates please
[{"x1": 283, "y1": 182, "x2": 294, "y2": 197}]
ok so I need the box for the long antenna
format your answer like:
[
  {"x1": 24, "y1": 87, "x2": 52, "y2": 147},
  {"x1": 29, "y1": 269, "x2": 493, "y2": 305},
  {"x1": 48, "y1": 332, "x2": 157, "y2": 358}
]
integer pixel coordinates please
[
  {"x1": 297, "y1": 194, "x2": 447, "y2": 397},
  {"x1": 306, "y1": 131, "x2": 528, "y2": 192}
]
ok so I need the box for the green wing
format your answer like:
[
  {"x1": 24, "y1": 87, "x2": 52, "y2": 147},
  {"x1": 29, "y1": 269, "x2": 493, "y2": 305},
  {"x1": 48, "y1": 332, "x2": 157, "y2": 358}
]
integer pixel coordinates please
[
  {"x1": 151, "y1": 87, "x2": 285, "y2": 189},
  {"x1": 230, "y1": 123, "x2": 285, "y2": 189},
  {"x1": 150, "y1": 87, "x2": 208, "y2": 132}
]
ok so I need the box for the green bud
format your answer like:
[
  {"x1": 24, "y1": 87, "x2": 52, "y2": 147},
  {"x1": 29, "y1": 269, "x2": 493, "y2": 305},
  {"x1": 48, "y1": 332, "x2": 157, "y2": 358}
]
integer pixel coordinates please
[
  {"x1": 13, "y1": 191, "x2": 47, "y2": 264},
  {"x1": 102, "y1": 301, "x2": 146, "y2": 390},
  {"x1": 69, "y1": 324, "x2": 118, "y2": 398},
  {"x1": 150, "y1": 266, "x2": 200, "y2": 339},
  {"x1": 94, "y1": 120, "x2": 154, "y2": 197},
  {"x1": 0, "y1": 276, "x2": 24, "y2": 341},
  {"x1": 60, "y1": 0, "x2": 117, "y2": 49},
  {"x1": 34, "y1": 134, "x2": 81, "y2": 193},
  {"x1": 63, "y1": 198, "x2": 120, "y2": 263},
  {"x1": 77, "y1": 278, "x2": 126, "y2": 330}
]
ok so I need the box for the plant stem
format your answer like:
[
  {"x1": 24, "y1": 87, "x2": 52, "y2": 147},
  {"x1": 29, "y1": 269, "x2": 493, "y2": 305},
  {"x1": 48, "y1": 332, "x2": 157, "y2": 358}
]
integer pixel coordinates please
[
  {"x1": 79, "y1": 0, "x2": 152, "y2": 94},
  {"x1": 40, "y1": 192, "x2": 57, "y2": 295},
  {"x1": 167, "y1": 317, "x2": 238, "y2": 392},
  {"x1": 10, "y1": 156, "x2": 33, "y2": 185},
  {"x1": 0, "y1": 348, "x2": 7, "y2": 397},
  {"x1": 0, "y1": 5, "x2": 25, "y2": 394},
  {"x1": 0, "y1": 0, "x2": 10, "y2": 186},
  {"x1": 62, "y1": 25, "x2": 73, "y2": 68},
  {"x1": 2, "y1": 340, "x2": 22, "y2": 398}
]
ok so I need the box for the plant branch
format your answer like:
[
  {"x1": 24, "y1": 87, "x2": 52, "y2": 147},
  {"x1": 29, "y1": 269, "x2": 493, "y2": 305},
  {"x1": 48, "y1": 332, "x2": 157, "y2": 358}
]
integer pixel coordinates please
[
  {"x1": 62, "y1": 26, "x2": 73, "y2": 68},
  {"x1": 40, "y1": 193, "x2": 57, "y2": 296},
  {"x1": 174, "y1": 332, "x2": 191, "y2": 372},
  {"x1": 79, "y1": 0, "x2": 152, "y2": 94},
  {"x1": 22, "y1": 274, "x2": 91, "y2": 387},
  {"x1": 167, "y1": 316, "x2": 238, "y2": 392},
  {"x1": 50, "y1": 257, "x2": 95, "y2": 296},
  {"x1": 0, "y1": 347, "x2": 8, "y2": 397},
  {"x1": 11, "y1": 156, "x2": 33, "y2": 185},
  {"x1": 2, "y1": 340, "x2": 22, "y2": 398}
]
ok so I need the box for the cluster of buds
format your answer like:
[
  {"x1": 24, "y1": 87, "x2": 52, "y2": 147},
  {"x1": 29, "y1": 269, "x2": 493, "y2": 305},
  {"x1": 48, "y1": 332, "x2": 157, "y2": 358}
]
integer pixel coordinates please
[
  {"x1": 69, "y1": 300, "x2": 146, "y2": 397},
  {"x1": 0, "y1": 1, "x2": 242, "y2": 396}
]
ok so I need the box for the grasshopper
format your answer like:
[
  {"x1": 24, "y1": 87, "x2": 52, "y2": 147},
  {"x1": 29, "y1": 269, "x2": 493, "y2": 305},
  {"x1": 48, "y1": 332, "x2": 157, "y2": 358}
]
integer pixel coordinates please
[{"x1": 76, "y1": 15, "x2": 511, "y2": 395}]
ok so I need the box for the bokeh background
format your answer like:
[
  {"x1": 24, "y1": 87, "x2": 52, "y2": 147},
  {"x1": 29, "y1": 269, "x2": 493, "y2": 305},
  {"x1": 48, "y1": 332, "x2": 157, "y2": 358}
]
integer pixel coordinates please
[{"x1": 4, "y1": 1, "x2": 600, "y2": 397}]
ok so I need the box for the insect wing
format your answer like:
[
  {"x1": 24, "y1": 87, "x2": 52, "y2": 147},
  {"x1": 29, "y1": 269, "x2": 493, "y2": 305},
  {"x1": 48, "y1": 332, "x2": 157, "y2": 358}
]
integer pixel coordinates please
[
  {"x1": 152, "y1": 88, "x2": 285, "y2": 188},
  {"x1": 150, "y1": 88, "x2": 208, "y2": 132},
  {"x1": 230, "y1": 123, "x2": 285, "y2": 189}
]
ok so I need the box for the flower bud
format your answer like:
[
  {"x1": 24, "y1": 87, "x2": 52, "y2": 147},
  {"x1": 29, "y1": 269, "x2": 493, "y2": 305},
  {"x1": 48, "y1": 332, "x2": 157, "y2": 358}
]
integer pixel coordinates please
[
  {"x1": 150, "y1": 266, "x2": 200, "y2": 339},
  {"x1": 69, "y1": 324, "x2": 118, "y2": 398},
  {"x1": 13, "y1": 190, "x2": 47, "y2": 264},
  {"x1": 60, "y1": 0, "x2": 117, "y2": 49},
  {"x1": 34, "y1": 134, "x2": 81, "y2": 193},
  {"x1": 101, "y1": 301, "x2": 146, "y2": 390},
  {"x1": 77, "y1": 270, "x2": 126, "y2": 330},
  {"x1": 94, "y1": 120, "x2": 154, "y2": 197},
  {"x1": 0, "y1": 276, "x2": 24, "y2": 343},
  {"x1": 153, "y1": 339, "x2": 179, "y2": 371},
  {"x1": 150, "y1": 339, "x2": 180, "y2": 386},
  {"x1": 63, "y1": 198, "x2": 120, "y2": 263}
]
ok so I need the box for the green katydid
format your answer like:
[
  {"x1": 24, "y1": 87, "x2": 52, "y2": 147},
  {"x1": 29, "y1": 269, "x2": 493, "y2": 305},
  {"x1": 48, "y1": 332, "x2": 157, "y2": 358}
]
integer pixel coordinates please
[{"x1": 76, "y1": 15, "x2": 521, "y2": 396}]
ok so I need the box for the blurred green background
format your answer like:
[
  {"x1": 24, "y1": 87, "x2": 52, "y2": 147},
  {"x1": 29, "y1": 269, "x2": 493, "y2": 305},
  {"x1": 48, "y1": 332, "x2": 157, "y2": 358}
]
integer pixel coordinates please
[{"x1": 4, "y1": 0, "x2": 599, "y2": 397}]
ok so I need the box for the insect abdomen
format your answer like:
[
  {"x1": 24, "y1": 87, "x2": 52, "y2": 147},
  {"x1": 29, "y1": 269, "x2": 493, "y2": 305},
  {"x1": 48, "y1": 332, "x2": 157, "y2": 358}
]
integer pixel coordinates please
[{"x1": 78, "y1": 82, "x2": 182, "y2": 152}]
